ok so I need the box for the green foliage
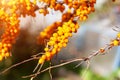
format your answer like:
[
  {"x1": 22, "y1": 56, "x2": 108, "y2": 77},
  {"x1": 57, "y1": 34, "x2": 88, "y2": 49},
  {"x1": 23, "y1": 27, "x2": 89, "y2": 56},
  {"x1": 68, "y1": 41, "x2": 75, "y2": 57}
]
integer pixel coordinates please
[
  {"x1": 79, "y1": 69, "x2": 120, "y2": 80},
  {"x1": 80, "y1": 69, "x2": 107, "y2": 80}
]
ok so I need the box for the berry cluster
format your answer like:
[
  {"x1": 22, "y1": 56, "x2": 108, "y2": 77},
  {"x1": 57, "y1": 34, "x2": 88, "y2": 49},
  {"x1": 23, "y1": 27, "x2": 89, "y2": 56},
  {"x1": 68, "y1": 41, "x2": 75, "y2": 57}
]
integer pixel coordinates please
[
  {"x1": 0, "y1": 13, "x2": 20, "y2": 61},
  {"x1": 112, "y1": 32, "x2": 120, "y2": 46},
  {"x1": 39, "y1": 20, "x2": 79, "y2": 64},
  {"x1": 0, "y1": 0, "x2": 38, "y2": 61},
  {"x1": 0, "y1": 0, "x2": 118, "y2": 65},
  {"x1": 37, "y1": 0, "x2": 97, "y2": 64},
  {"x1": 99, "y1": 32, "x2": 120, "y2": 54},
  {"x1": 39, "y1": 0, "x2": 65, "y2": 16},
  {"x1": 37, "y1": 22, "x2": 62, "y2": 44},
  {"x1": 17, "y1": 0, "x2": 37, "y2": 17},
  {"x1": 74, "y1": 0, "x2": 96, "y2": 21}
]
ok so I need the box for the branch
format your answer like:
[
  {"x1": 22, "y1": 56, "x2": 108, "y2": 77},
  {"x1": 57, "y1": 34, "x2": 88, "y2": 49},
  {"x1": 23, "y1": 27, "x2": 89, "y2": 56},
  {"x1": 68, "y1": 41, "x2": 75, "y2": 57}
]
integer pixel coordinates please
[
  {"x1": 1, "y1": 32, "x2": 120, "y2": 80},
  {"x1": 22, "y1": 45, "x2": 110, "y2": 78},
  {"x1": 22, "y1": 58, "x2": 84, "y2": 78},
  {"x1": 0, "y1": 56, "x2": 40, "y2": 75}
]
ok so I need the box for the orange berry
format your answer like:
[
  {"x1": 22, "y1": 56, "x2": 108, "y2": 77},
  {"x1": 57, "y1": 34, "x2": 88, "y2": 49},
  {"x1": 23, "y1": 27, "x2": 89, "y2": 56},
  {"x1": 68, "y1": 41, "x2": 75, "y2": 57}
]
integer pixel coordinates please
[
  {"x1": 26, "y1": 6, "x2": 31, "y2": 10},
  {"x1": 38, "y1": 58, "x2": 44, "y2": 64},
  {"x1": 57, "y1": 47, "x2": 61, "y2": 52},
  {"x1": 41, "y1": 55, "x2": 46, "y2": 60},
  {"x1": 44, "y1": 47, "x2": 49, "y2": 52},
  {"x1": 0, "y1": 55, "x2": 3, "y2": 61},
  {"x1": 39, "y1": 9, "x2": 44, "y2": 13},
  {"x1": 63, "y1": 43, "x2": 67, "y2": 47},
  {"x1": 83, "y1": 15, "x2": 88, "y2": 21},
  {"x1": 53, "y1": 33, "x2": 58, "y2": 37},
  {"x1": 46, "y1": 52, "x2": 51, "y2": 58},
  {"x1": 113, "y1": 40, "x2": 119, "y2": 46},
  {"x1": 58, "y1": 31, "x2": 63, "y2": 35},
  {"x1": 64, "y1": 39, "x2": 68, "y2": 43},
  {"x1": 58, "y1": 43, "x2": 63, "y2": 48},
  {"x1": 72, "y1": 28, "x2": 76, "y2": 32},
  {"x1": 5, "y1": 52, "x2": 10, "y2": 57},
  {"x1": 100, "y1": 48, "x2": 105, "y2": 53},
  {"x1": 51, "y1": 49, "x2": 57, "y2": 55},
  {"x1": 54, "y1": 44, "x2": 58, "y2": 48},
  {"x1": 117, "y1": 32, "x2": 120, "y2": 38}
]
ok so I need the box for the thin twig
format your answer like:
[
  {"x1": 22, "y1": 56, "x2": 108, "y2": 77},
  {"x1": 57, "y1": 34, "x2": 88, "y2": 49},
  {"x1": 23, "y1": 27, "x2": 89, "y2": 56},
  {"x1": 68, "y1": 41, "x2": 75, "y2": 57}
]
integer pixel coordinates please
[
  {"x1": 49, "y1": 62, "x2": 52, "y2": 80},
  {"x1": 80, "y1": 60, "x2": 90, "y2": 80},
  {"x1": 22, "y1": 43, "x2": 114, "y2": 79},
  {"x1": 74, "y1": 61, "x2": 84, "y2": 69},
  {"x1": 31, "y1": 52, "x2": 44, "y2": 58},
  {"x1": 31, "y1": 63, "x2": 44, "y2": 80},
  {"x1": 22, "y1": 58, "x2": 84, "y2": 78},
  {"x1": 1, "y1": 35, "x2": 120, "y2": 79},
  {"x1": 0, "y1": 57, "x2": 40, "y2": 75},
  {"x1": 33, "y1": 63, "x2": 40, "y2": 72}
]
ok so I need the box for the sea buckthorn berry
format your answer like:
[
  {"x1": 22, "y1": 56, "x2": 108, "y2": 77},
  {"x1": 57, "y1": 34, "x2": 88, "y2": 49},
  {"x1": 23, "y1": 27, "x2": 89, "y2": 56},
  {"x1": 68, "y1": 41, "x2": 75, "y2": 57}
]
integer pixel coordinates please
[
  {"x1": 39, "y1": 9, "x2": 49, "y2": 16},
  {"x1": 0, "y1": 0, "x2": 41, "y2": 61},
  {"x1": 27, "y1": 6, "x2": 31, "y2": 10},
  {"x1": 41, "y1": 55, "x2": 46, "y2": 60},
  {"x1": 64, "y1": 39, "x2": 68, "y2": 43},
  {"x1": 57, "y1": 47, "x2": 61, "y2": 52},
  {"x1": 90, "y1": 0, "x2": 96, "y2": 3},
  {"x1": 33, "y1": 0, "x2": 36, "y2": 4},
  {"x1": 44, "y1": 47, "x2": 49, "y2": 52},
  {"x1": 5, "y1": 52, "x2": 10, "y2": 57},
  {"x1": 72, "y1": 28, "x2": 76, "y2": 32},
  {"x1": 46, "y1": 52, "x2": 51, "y2": 58},
  {"x1": 58, "y1": 27, "x2": 62, "y2": 31},
  {"x1": 68, "y1": 33, "x2": 72, "y2": 37},
  {"x1": 67, "y1": 8, "x2": 71, "y2": 13},
  {"x1": 0, "y1": 55, "x2": 3, "y2": 61},
  {"x1": 51, "y1": 49, "x2": 57, "y2": 55},
  {"x1": 38, "y1": 58, "x2": 44, "y2": 64},
  {"x1": 54, "y1": 44, "x2": 58, "y2": 48},
  {"x1": 37, "y1": 0, "x2": 96, "y2": 64},
  {"x1": 113, "y1": 40, "x2": 119, "y2": 46},
  {"x1": 68, "y1": 0, "x2": 72, "y2": 3},
  {"x1": 58, "y1": 31, "x2": 63, "y2": 35},
  {"x1": 63, "y1": 43, "x2": 67, "y2": 47},
  {"x1": 117, "y1": 32, "x2": 120, "y2": 38},
  {"x1": 83, "y1": 15, "x2": 88, "y2": 21},
  {"x1": 58, "y1": 43, "x2": 63, "y2": 48},
  {"x1": 100, "y1": 48, "x2": 105, "y2": 53},
  {"x1": 53, "y1": 33, "x2": 58, "y2": 37}
]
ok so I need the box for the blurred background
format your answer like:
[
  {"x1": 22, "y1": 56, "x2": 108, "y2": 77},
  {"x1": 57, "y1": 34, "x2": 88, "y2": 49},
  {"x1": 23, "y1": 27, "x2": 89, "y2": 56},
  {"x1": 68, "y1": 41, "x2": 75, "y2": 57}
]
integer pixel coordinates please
[{"x1": 0, "y1": 0, "x2": 120, "y2": 80}]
